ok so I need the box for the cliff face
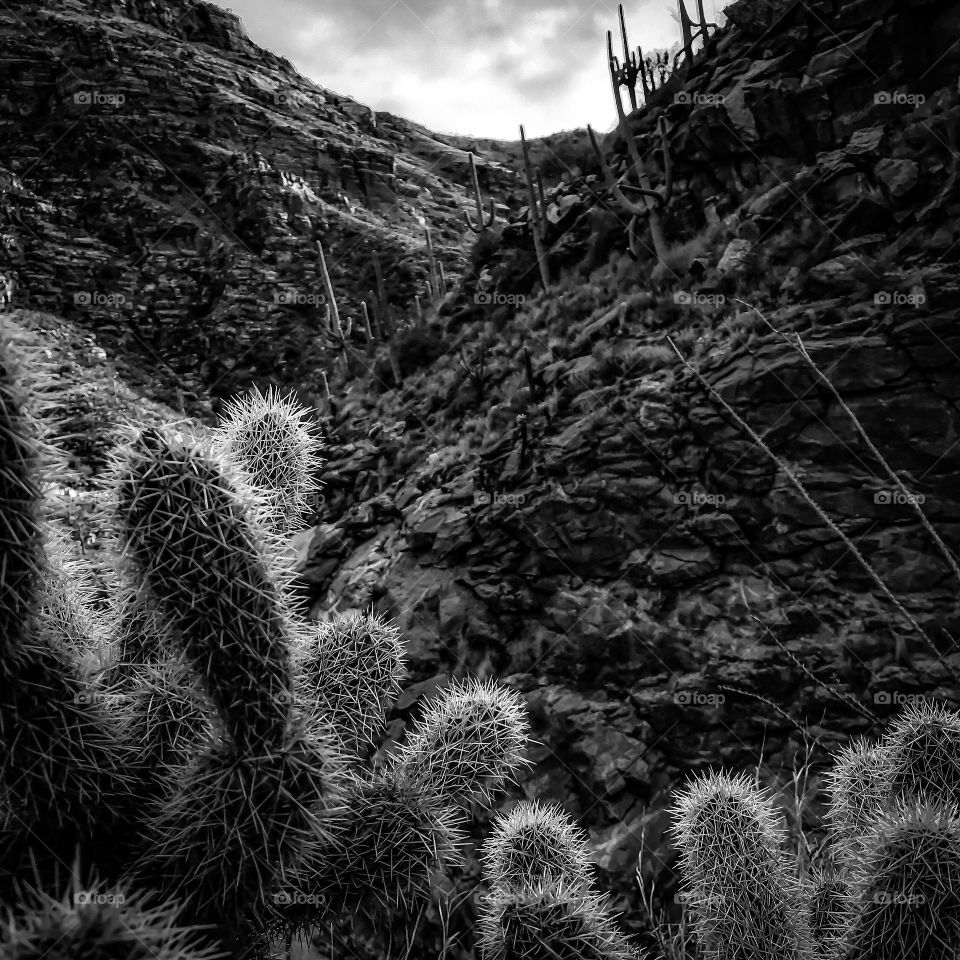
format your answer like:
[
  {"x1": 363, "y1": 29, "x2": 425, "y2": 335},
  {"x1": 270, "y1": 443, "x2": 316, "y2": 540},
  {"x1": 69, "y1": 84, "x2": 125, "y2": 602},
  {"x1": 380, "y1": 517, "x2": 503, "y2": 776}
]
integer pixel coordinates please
[
  {"x1": 4, "y1": 0, "x2": 960, "y2": 950},
  {"x1": 0, "y1": 0, "x2": 521, "y2": 407}
]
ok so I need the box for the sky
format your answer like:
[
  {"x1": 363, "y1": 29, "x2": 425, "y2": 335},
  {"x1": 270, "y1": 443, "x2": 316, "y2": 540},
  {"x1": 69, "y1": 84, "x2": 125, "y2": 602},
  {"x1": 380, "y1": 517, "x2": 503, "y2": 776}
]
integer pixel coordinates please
[{"x1": 212, "y1": 0, "x2": 722, "y2": 139}]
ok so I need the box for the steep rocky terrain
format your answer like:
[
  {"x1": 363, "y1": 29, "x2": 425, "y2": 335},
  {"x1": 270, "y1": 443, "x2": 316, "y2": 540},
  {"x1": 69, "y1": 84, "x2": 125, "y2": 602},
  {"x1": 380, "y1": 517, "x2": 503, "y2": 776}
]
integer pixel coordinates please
[
  {"x1": 0, "y1": 0, "x2": 530, "y2": 408},
  {"x1": 3, "y1": 0, "x2": 960, "y2": 955}
]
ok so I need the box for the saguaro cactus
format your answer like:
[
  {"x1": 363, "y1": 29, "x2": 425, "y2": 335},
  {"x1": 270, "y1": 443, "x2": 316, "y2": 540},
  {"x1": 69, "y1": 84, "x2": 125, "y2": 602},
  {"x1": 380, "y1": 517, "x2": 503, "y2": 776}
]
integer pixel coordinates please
[
  {"x1": 519, "y1": 124, "x2": 551, "y2": 290},
  {"x1": 465, "y1": 151, "x2": 497, "y2": 233},
  {"x1": 674, "y1": 0, "x2": 719, "y2": 71},
  {"x1": 588, "y1": 114, "x2": 673, "y2": 265}
]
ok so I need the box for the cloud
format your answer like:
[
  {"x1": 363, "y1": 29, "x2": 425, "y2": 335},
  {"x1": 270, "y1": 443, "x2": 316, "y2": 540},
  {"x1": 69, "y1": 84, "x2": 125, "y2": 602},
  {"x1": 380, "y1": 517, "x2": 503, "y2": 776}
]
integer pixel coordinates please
[{"x1": 214, "y1": 0, "x2": 700, "y2": 137}]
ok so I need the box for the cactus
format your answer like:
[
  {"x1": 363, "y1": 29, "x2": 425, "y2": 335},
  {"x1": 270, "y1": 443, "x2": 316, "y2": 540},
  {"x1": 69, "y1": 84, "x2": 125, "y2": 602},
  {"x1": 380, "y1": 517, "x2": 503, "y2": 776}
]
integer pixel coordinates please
[
  {"x1": 673, "y1": 0, "x2": 719, "y2": 71},
  {"x1": 425, "y1": 222, "x2": 445, "y2": 304},
  {"x1": 281, "y1": 766, "x2": 467, "y2": 931},
  {"x1": 669, "y1": 770, "x2": 813, "y2": 960},
  {"x1": 824, "y1": 737, "x2": 890, "y2": 868},
  {"x1": 120, "y1": 658, "x2": 215, "y2": 785},
  {"x1": 482, "y1": 799, "x2": 596, "y2": 890},
  {"x1": 110, "y1": 426, "x2": 299, "y2": 751},
  {"x1": 0, "y1": 324, "x2": 534, "y2": 960},
  {"x1": 465, "y1": 151, "x2": 496, "y2": 233},
  {"x1": 838, "y1": 799, "x2": 960, "y2": 960},
  {"x1": 136, "y1": 713, "x2": 341, "y2": 957},
  {"x1": 0, "y1": 335, "x2": 132, "y2": 881},
  {"x1": 670, "y1": 705, "x2": 960, "y2": 960},
  {"x1": 878, "y1": 699, "x2": 960, "y2": 808},
  {"x1": 587, "y1": 115, "x2": 673, "y2": 264},
  {"x1": 100, "y1": 583, "x2": 170, "y2": 687},
  {"x1": 361, "y1": 300, "x2": 375, "y2": 351},
  {"x1": 519, "y1": 124, "x2": 551, "y2": 290},
  {"x1": 213, "y1": 383, "x2": 324, "y2": 535},
  {"x1": 477, "y1": 800, "x2": 639, "y2": 959},
  {"x1": 477, "y1": 878, "x2": 639, "y2": 960},
  {"x1": 294, "y1": 608, "x2": 405, "y2": 751},
  {"x1": 388, "y1": 677, "x2": 529, "y2": 807},
  {"x1": 0, "y1": 878, "x2": 224, "y2": 960},
  {"x1": 369, "y1": 251, "x2": 394, "y2": 338},
  {"x1": 803, "y1": 865, "x2": 846, "y2": 955},
  {"x1": 608, "y1": 4, "x2": 644, "y2": 109},
  {"x1": 0, "y1": 324, "x2": 46, "y2": 665},
  {"x1": 279, "y1": 680, "x2": 531, "y2": 938},
  {"x1": 316, "y1": 239, "x2": 354, "y2": 363}
]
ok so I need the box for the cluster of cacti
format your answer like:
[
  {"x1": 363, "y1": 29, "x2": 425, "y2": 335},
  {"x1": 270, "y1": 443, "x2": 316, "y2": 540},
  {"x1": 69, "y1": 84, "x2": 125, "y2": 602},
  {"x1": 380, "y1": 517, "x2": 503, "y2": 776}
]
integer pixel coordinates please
[
  {"x1": 476, "y1": 799, "x2": 641, "y2": 959},
  {"x1": 607, "y1": 4, "x2": 671, "y2": 107},
  {"x1": 424, "y1": 223, "x2": 447, "y2": 305},
  {"x1": 0, "y1": 324, "x2": 536, "y2": 958},
  {"x1": 670, "y1": 699, "x2": 960, "y2": 960},
  {"x1": 418, "y1": 222, "x2": 448, "y2": 317}
]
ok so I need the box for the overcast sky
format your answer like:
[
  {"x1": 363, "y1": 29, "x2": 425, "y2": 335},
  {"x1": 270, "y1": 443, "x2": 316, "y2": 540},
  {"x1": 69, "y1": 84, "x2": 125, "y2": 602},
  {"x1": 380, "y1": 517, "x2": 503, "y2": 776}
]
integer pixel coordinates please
[{"x1": 213, "y1": 0, "x2": 722, "y2": 139}]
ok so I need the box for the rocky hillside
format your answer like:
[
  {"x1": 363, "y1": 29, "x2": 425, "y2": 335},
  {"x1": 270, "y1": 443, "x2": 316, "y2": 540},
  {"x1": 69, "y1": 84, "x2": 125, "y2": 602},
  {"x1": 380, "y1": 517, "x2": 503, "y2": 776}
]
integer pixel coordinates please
[
  {"x1": 0, "y1": 0, "x2": 530, "y2": 408},
  {"x1": 4, "y1": 0, "x2": 960, "y2": 954}
]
